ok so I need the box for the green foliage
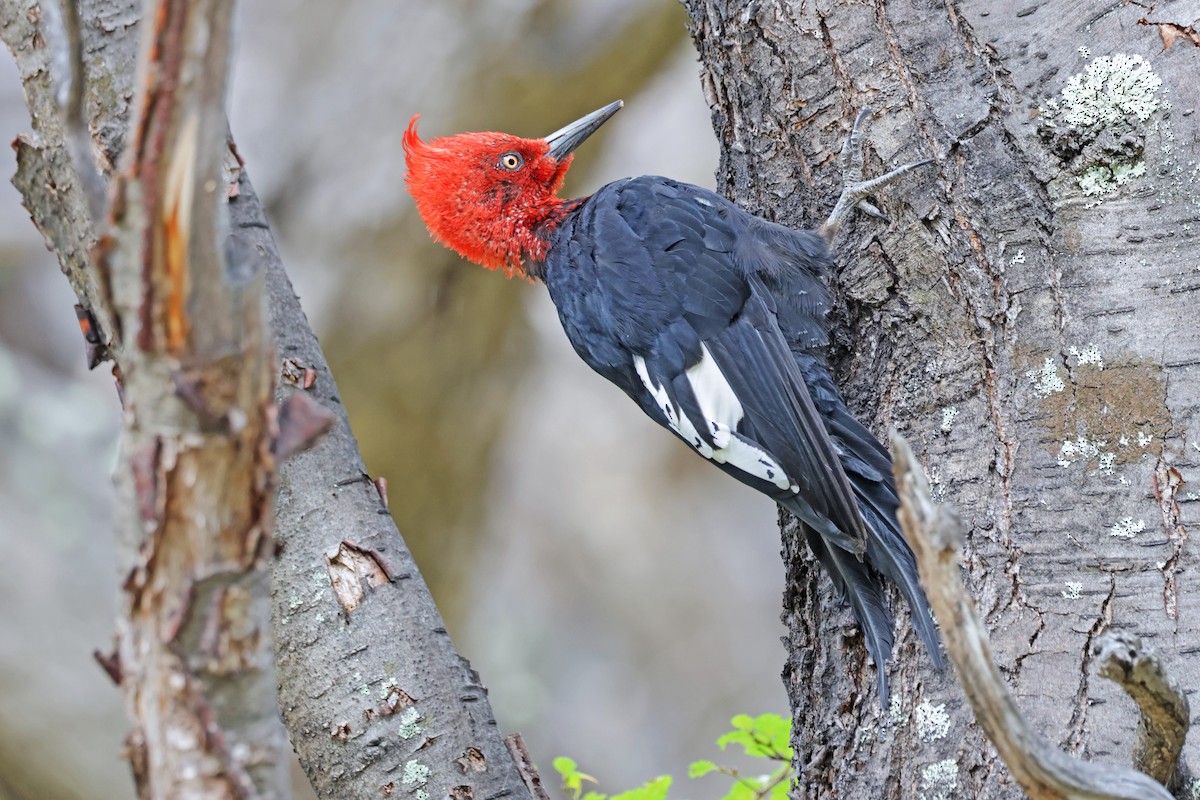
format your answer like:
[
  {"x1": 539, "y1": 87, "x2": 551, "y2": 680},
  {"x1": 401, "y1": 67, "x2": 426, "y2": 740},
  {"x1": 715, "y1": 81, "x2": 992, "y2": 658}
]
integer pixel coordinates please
[
  {"x1": 553, "y1": 756, "x2": 670, "y2": 800},
  {"x1": 715, "y1": 713, "x2": 791, "y2": 760},
  {"x1": 554, "y1": 713, "x2": 793, "y2": 800}
]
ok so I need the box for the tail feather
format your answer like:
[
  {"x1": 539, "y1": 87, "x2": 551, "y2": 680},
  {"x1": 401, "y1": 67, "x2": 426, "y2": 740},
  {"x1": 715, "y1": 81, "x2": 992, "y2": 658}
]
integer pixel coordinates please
[
  {"x1": 854, "y1": 479, "x2": 944, "y2": 669},
  {"x1": 803, "y1": 526, "x2": 896, "y2": 700},
  {"x1": 830, "y1": 406, "x2": 945, "y2": 669},
  {"x1": 789, "y1": 397, "x2": 944, "y2": 690}
]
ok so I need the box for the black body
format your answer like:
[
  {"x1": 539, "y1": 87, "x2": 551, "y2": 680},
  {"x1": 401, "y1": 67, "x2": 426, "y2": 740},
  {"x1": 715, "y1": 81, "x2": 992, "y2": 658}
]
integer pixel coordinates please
[{"x1": 538, "y1": 176, "x2": 941, "y2": 698}]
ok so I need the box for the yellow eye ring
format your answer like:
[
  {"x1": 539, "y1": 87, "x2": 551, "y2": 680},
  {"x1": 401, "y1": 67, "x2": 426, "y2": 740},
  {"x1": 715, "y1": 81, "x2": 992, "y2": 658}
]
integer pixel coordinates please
[{"x1": 499, "y1": 151, "x2": 523, "y2": 171}]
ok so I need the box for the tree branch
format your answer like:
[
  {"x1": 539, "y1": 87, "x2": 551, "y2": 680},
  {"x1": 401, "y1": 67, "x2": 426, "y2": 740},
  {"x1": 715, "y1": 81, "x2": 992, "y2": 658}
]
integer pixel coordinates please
[
  {"x1": 240, "y1": 168, "x2": 530, "y2": 798},
  {"x1": 4, "y1": 1, "x2": 538, "y2": 798},
  {"x1": 1094, "y1": 632, "x2": 1194, "y2": 793},
  {"x1": 99, "y1": 0, "x2": 289, "y2": 795},
  {"x1": 890, "y1": 432, "x2": 1176, "y2": 800}
]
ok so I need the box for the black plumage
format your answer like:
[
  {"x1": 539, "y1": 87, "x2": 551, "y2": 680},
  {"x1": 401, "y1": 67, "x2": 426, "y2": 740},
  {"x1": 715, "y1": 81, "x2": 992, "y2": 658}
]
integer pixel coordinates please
[{"x1": 538, "y1": 176, "x2": 942, "y2": 698}]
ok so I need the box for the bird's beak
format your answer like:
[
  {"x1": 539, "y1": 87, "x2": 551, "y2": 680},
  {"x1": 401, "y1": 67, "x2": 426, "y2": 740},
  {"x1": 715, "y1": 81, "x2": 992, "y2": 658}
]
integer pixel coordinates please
[{"x1": 544, "y1": 100, "x2": 623, "y2": 161}]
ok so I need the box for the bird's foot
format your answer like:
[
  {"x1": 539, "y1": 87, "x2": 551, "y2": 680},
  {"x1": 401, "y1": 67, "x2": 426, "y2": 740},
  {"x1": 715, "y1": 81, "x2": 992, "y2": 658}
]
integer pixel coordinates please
[{"x1": 818, "y1": 108, "x2": 933, "y2": 242}]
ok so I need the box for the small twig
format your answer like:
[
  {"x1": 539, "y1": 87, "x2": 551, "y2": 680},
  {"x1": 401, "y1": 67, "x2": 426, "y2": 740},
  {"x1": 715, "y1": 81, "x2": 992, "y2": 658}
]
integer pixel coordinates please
[
  {"x1": 889, "y1": 432, "x2": 1175, "y2": 800},
  {"x1": 1094, "y1": 632, "x2": 1194, "y2": 792},
  {"x1": 504, "y1": 733, "x2": 552, "y2": 800},
  {"x1": 60, "y1": 0, "x2": 107, "y2": 222}
]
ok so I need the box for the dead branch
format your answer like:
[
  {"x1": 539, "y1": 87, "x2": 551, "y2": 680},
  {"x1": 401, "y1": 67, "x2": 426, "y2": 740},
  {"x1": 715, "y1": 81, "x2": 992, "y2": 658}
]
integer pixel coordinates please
[
  {"x1": 1094, "y1": 632, "x2": 1194, "y2": 792},
  {"x1": 890, "y1": 432, "x2": 1175, "y2": 800}
]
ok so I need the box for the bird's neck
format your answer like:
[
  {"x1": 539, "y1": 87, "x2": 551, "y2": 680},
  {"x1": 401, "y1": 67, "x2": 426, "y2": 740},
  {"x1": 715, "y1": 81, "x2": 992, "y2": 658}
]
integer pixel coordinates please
[
  {"x1": 423, "y1": 190, "x2": 581, "y2": 280},
  {"x1": 519, "y1": 198, "x2": 583, "y2": 281},
  {"x1": 466, "y1": 196, "x2": 580, "y2": 281}
]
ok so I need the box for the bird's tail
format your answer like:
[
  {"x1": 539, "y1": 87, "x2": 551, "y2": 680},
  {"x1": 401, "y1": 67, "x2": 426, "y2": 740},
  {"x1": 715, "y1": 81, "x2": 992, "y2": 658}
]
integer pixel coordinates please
[
  {"x1": 852, "y1": 470, "x2": 944, "y2": 669},
  {"x1": 800, "y1": 523, "x2": 896, "y2": 700},
  {"x1": 825, "y1": 404, "x2": 944, "y2": 669},
  {"x1": 786, "y1": 407, "x2": 944, "y2": 701}
]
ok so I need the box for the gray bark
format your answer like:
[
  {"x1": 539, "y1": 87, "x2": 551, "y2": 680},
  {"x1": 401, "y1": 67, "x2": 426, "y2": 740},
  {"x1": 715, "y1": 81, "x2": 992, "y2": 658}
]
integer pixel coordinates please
[
  {"x1": 683, "y1": 1, "x2": 1199, "y2": 798},
  {"x1": 254, "y1": 168, "x2": 530, "y2": 799}
]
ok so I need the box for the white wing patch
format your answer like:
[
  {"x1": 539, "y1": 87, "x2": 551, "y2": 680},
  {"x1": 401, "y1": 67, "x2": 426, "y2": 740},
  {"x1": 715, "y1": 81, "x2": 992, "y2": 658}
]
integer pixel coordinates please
[
  {"x1": 634, "y1": 348, "x2": 796, "y2": 492},
  {"x1": 634, "y1": 355, "x2": 713, "y2": 457}
]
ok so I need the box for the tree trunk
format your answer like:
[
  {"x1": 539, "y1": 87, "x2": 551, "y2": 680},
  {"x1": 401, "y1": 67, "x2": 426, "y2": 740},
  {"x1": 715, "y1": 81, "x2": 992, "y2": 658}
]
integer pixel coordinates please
[
  {"x1": 1, "y1": 1, "x2": 534, "y2": 798},
  {"x1": 5, "y1": 0, "x2": 292, "y2": 794},
  {"x1": 683, "y1": 1, "x2": 1199, "y2": 798}
]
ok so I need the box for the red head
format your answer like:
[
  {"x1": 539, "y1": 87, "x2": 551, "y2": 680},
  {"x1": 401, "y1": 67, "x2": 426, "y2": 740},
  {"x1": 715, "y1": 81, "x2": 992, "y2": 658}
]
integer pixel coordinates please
[{"x1": 404, "y1": 101, "x2": 622, "y2": 279}]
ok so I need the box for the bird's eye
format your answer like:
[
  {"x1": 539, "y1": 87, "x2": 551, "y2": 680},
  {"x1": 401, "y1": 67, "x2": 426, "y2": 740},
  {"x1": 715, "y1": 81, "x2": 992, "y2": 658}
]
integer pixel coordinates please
[{"x1": 499, "y1": 151, "x2": 524, "y2": 171}]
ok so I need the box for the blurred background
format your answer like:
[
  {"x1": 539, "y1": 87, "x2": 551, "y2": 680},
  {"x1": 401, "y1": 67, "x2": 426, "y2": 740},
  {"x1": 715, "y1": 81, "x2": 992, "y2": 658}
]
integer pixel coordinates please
[{"x1": 0, "y1": 1, "x2": 787, "y2": 797}]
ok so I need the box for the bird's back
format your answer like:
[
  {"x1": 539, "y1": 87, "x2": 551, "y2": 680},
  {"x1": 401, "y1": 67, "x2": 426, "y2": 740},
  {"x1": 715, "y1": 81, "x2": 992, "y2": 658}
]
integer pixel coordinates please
[{"x1": 540, "y1": 175, "x2": 941, "y2": 696}]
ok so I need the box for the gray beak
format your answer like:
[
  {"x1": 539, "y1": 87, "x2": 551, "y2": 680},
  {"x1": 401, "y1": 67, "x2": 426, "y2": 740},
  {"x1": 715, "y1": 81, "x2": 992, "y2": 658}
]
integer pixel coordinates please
[{"x1": 544, "y1": 100, "x2": 623, "y2": 161}]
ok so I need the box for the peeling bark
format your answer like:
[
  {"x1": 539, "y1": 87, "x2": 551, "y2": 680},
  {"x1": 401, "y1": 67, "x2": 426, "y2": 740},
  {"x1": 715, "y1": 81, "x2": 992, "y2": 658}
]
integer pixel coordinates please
[
  {"x1": 3, "y1": 0, "x2": 290, "y2": 794},
  {"x1": 3, "y1": 0, "x2": 533, "y2": 798},
  {"x1": 684, "y1": 1, "x2": 1200, "y2": 797}
]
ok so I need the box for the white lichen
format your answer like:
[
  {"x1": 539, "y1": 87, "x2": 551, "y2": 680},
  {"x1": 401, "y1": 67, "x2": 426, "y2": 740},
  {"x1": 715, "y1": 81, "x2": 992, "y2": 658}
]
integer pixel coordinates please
[
  {"x1": 940, "y1": 406, "x2": 959, "y2": 432},
  {"x1": 914, "y1": 701, "x2": 951, "y2": 743},
  {"x1": 919, "y1": 759, "x2": 959, "y2": 800},
  {"x1": 397, "y1": 707, "x2": 422, "y2": 740},
  {"x1": 1027, "y1": 358, "x2": 1065, "y2": 397},
  {"x1": 1062, "y1": 581, "x2": 1083, "y2": 600},
  {"x1": 889, "y1": 695, "x2": 906, "y2": 725},
  {"x1": 1079, "y1": 160, "x2": 1147, "y2": 196},
  {"x1": 1010, "y1": 249, "x2": 1026, "y2": 265},
  {"x1": 1078, "y1": 46, "x2": 1091, "y2": 59},
  {"x1": 1069, "y1": 344, "x2": 1104, "y2": 369},
  {"x1": 1138, "y1": 431, "x2": 1154, "y2": 448},
  {"x1": 1058, "y1": 436, "x2": 1107, "y2": 469},
  {"x1": 927, "y1": 466, "x2": 947, "y2": 503},
  {"x1": 1097, "y1": 451, "x2": 1116, "y2": 475},
  {"x1": 402, "y1": 760, "x2": 430, "y2": 787},
  {"x1": 1110, "y1": 517, "x2": 1146, "y2": 539},
  {"x1": 1052, "y1": 53, "x2": 1162, "y2": 130}
]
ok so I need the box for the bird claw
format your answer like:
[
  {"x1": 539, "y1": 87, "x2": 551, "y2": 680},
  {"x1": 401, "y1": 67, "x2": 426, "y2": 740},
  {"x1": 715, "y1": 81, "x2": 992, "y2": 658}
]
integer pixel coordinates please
[
  {"x1": 856, "y1": 199, "x2": 889, "y2": 223},
  {"x1": 819, "y1": 108, "x2": 933, "y2": 241}
]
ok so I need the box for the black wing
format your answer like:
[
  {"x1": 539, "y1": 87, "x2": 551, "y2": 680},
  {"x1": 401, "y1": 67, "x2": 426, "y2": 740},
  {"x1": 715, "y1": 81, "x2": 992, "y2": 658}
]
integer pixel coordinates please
[
  {"x1": 729, "y1": 185, "x2": 943, "y2": 673},
  {"x1": 542, "y1": 177, "x2": 930, "y2": 690}
]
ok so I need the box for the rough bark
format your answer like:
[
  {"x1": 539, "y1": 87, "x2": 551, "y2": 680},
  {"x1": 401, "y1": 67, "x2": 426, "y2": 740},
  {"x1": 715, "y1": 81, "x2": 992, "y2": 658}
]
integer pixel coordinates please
[
  {"x1": 4, "y1": 0, "x2": 290, "y2": 795},
  {"x1": 893, "y1": 434, "x2": 1175, "y2": 800},
  {"x1": 2, "y1": 1, "x2": 532, "y2": 798},
  {"x1": 107, "y1": 1, "x2": 289, "y2": 794},
  {"x1": 683, "y1": 1, "x2": 1199, "y2": 798}
]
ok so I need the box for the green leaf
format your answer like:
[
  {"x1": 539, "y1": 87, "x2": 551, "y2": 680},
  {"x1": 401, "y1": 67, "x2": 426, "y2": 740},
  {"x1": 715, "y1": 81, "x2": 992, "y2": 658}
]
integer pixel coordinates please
[
  {"x1": 717, "y1": 713, "x2": 793, "y2": 760},
  {"x1": 688, "y1": 760, "x2": 718, "y2": 779},
  {"x1": 553, "y1": 756, "x2": 599, "y2": 800},
  {"x1": 752, "y1": 713, "x2": 792, "y2": 759},
  {"x1": 610, "y1": 775, "x2": 672, "y2": 800},
  {"x1": 720, "y1": 777, "x2": 761, "y2": 800},
  {"x1": 716, "y1": 728, "x2": 754, "y2": 754}
]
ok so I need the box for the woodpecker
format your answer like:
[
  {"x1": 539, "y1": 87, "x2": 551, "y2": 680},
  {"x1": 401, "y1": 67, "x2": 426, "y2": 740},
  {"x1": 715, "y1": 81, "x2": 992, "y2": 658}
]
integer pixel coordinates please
[{"x1": 404, "y1": 101, "x2": 942, "y2": 698}]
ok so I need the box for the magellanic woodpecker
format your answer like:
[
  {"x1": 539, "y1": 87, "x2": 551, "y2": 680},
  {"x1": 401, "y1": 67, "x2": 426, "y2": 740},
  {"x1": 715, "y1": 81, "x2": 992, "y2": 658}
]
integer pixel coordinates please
[{"x1": 404, "y1": 101, "x2": 943, "y2": 699}]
